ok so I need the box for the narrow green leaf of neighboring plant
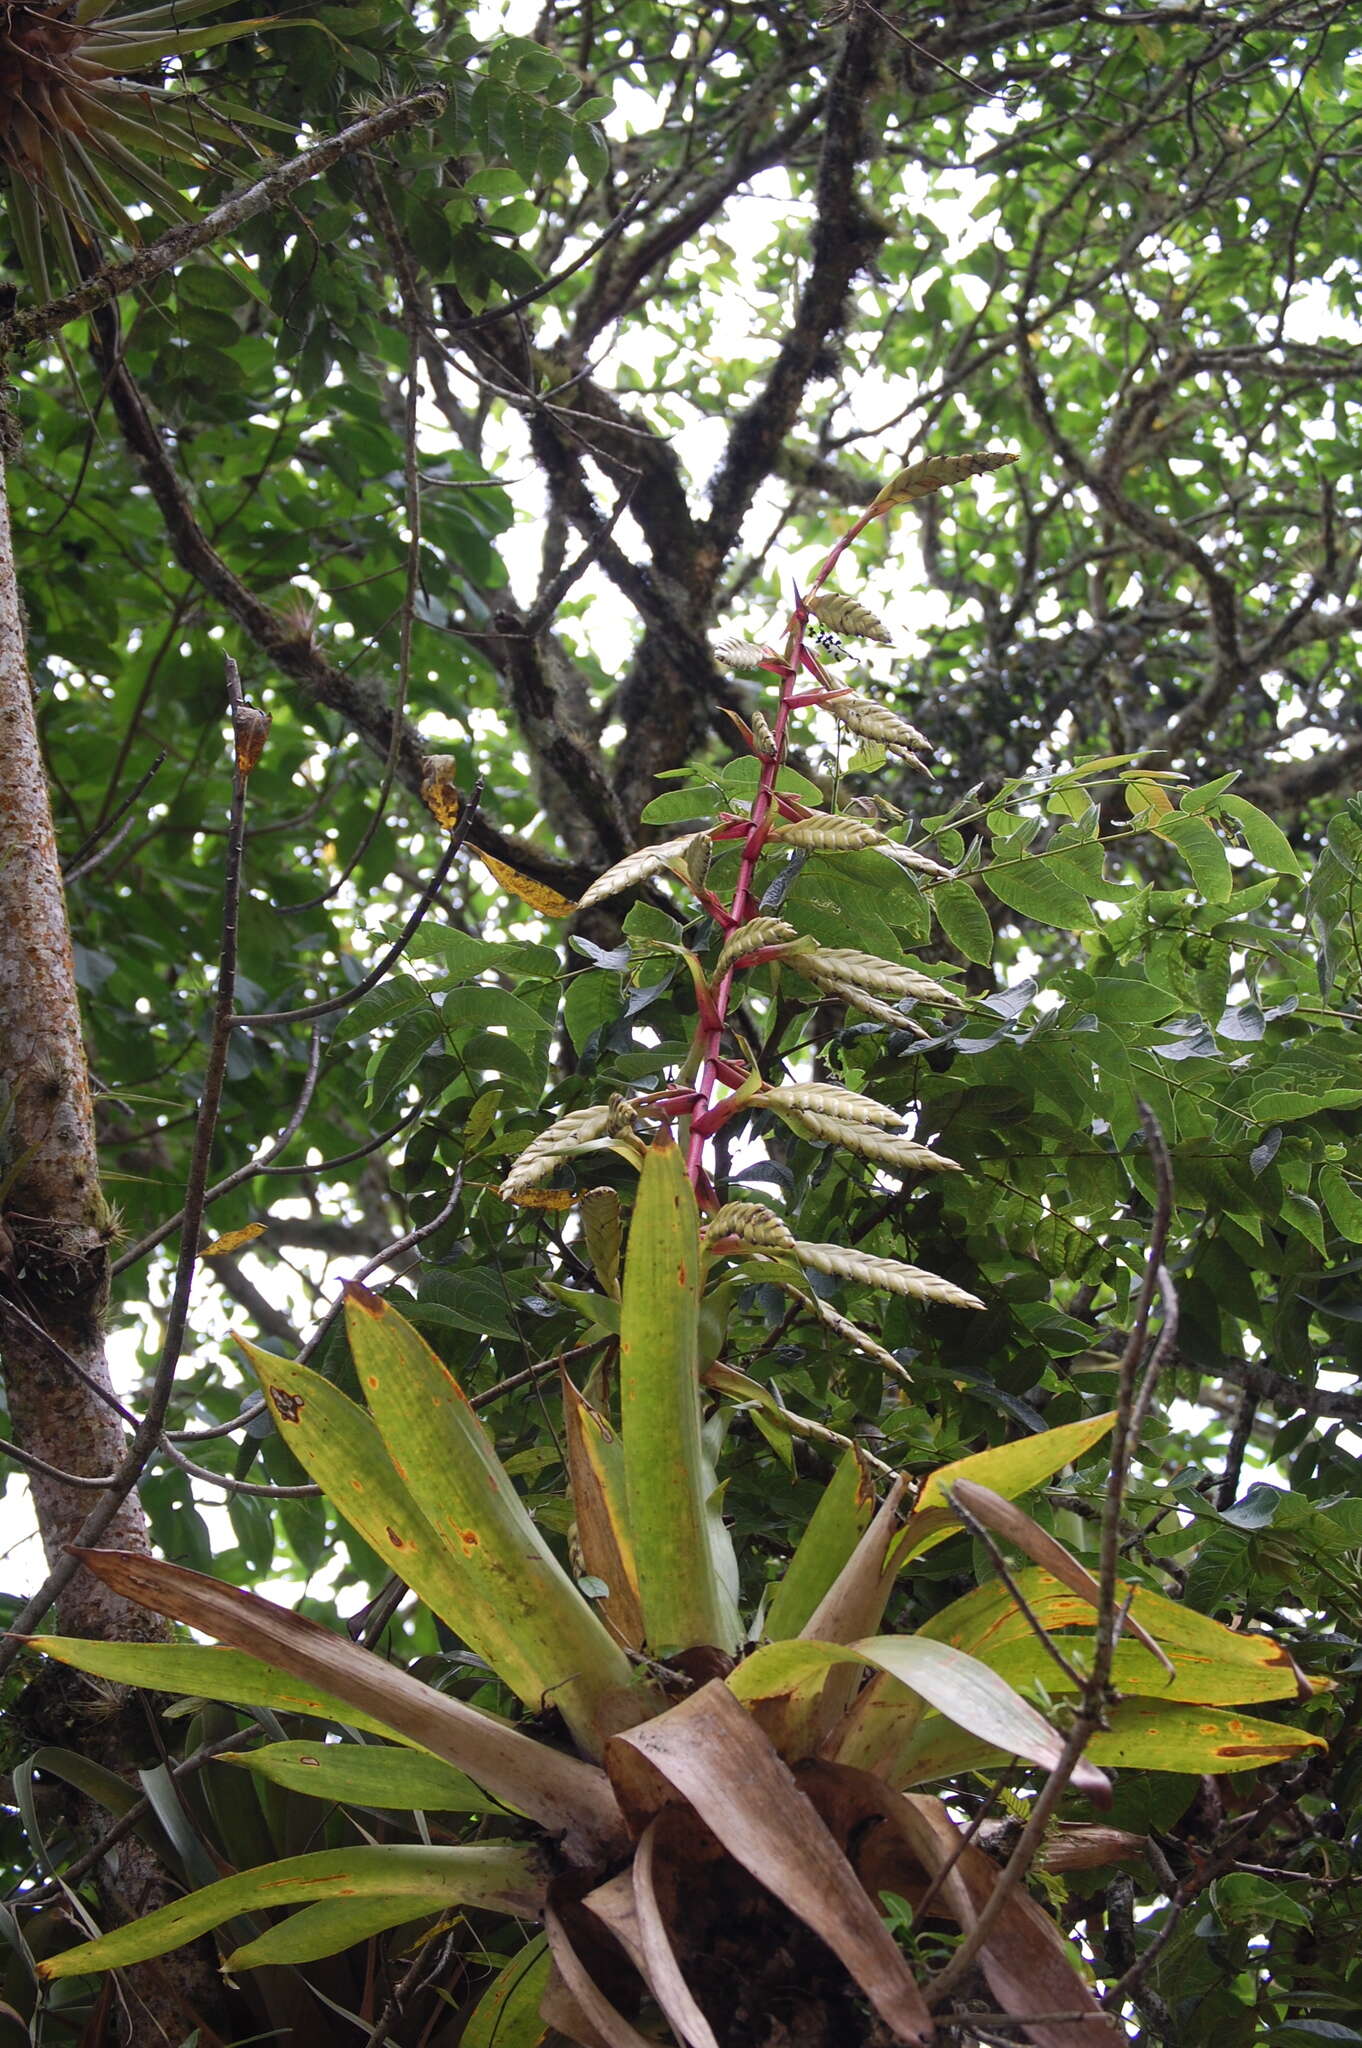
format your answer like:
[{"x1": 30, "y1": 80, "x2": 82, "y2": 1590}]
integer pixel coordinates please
[
  {"x1": 220, "y1": 1741, "x2": 514, "y2": 1815},
  {"x1": 462, "y1": 1933, "x2": 552, "y2": 2048},
  {"x1": 620, "y1": 1134, "x2": 741, "y2": 1656},
  {"x1": 60, "y1": 1549, "x2": 627, "y2": 1865},
  {"x1": 893, "y1": 1697, "x2": 1324, "y2": 1790},
  {"x1": 39, "y1": 1844, "x2": 544, "y2": 1980},
  {"x1": 898, "y1": 1412, "x2": 1116, "y2": 1563},
  {"x1": 26, "y1": 1637, "x2": 407, "y2": 1741},
  {"x1": 342, "y1": 1285, "x2": 646, "y2": 1755},
  {"x1": 562, "y1": 1373, "x2": 645, "y2": 1650},
  {"x1": 225, "y1": 1895, "x2": 451, "y2": 1971},
  {"x1": 765, "y1": 1446, "x2": 879, "y2": 1642}
]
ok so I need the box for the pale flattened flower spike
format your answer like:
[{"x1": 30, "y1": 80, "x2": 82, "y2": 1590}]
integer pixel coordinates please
[
  {"x1": 705, "y1": 1202, "x2": 798, "y2": 1253},
  {"x1": 576, "y1": 832, "x2": 711, "y2": 909},
  {"x1": 794, "y1": 1240, "x2": 984, "y2": 1310}
]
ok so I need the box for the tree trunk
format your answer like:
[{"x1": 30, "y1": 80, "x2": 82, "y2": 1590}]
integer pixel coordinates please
[
  {"x1": 0, "y1": 409, "x2": 157, "y2": 1632},
  {"x1": 0, "y1": 401, "x2": 243, "y2": 2041}
]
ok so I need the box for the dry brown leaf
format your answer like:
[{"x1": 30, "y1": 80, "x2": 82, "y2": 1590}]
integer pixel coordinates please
[
  {"x1": 543, "y1": 1906, "x2": 657, "y2": 2048},
  {"x1": 70, "y1": 1547, "x2": 625, "y2": 1867},
  {"x1": 632, "y1": 1815, "x2": 722, "y2": 2048},
  {"x1": 896, "y1": 1793, "x2": 1124, "y2": 2048},
  {"x1": 608, "y1": 1680, "x2": 932, "y2": 2044}
]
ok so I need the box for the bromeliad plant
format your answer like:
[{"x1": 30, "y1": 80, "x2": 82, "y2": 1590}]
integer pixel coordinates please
[
  {"x1": 22, "y1": 454, "x2": 1329, "y2": 2040},
  {"x1": 32, "y1": 1135, "x2": 1325, "y2": 2043},
  {"x1": 0, "y1": 0, "x2": 275, "y2": 299}
]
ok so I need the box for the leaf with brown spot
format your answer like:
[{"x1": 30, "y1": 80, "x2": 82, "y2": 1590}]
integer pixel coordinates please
[
  {"x1": 235, "y1": 1335, "x2": 615, "y2": 1731},
  {"x1": 892, "y1": 1694, "x2": 1325, "y2": 1787},
  {"x1": 341, "y1": 1290, "x2": 649, "y2": 1756}
]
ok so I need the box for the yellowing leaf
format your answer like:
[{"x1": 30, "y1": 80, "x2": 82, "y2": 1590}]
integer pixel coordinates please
[
  {"x1": 894, "y1": 1696, "x2": 1324, "y2": 1788},
  {"x1": 201, "y1": 1223, "x2": 266, "y2": 1258},
  {"x1": 478, "y1": 850, "x2": 578, "y2": 918},
  {"x1": 902, "y1": 1412, "x2": 1117, "y2": 1561},
  {"x1": 1126, "y1": 777, "x2": 1175, "y2": 828},
  {"x1": 420, "y1": 754, "x2": 462, "y2": 831}
]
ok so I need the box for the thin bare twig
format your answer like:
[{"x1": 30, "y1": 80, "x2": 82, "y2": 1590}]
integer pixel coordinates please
[
  {"x1": 61, "y1": 750, "x2": 166, "y2": 882},
  {"x1": 235, "y1": 779, "x2": 483, "y2": 1026},
  {"x1": 113, "y1": 1025, "x2": 324, "y2": 1277},
  {"x1": 0, "y1": 1432, "x2": 117, "y2": 1489},
  {"x1": 925, "y1": 1107, "x2": 1177, "y2": 2010},
  {"x1": 157, "y1": 1435, "x2": 321, "y2": 1500}
]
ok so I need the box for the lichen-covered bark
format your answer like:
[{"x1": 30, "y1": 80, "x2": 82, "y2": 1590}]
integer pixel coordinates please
[
  {"x1": 0, "y1": 427, "x2": 156, "y2": 1638},
  {"x1": 0, "y1": 422, "x2": 237, "y2": 2041}
]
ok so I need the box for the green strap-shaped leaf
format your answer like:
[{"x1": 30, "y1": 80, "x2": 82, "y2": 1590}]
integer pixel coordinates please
[
  {"x1": 730, "y1": 1636, "x2": 1110, "y2": 1801},
  {"x1": 342, "y1": 1286, "x2": 646, "y2": 1756},
  {"x1": 898, "y1": 1412, "x2": 1116, "y2": 1562},
  {"x1": 225, "y1": 1894, "x2": 453, "y2": 1971},
  {"x1": 893, "y1": 1696, "x2": 1325, "y2": 1789},
  {"x1": 462, "y1": 1933, "x2": 552, "y2": 2048},
  {"x1": 620, "y1": 1135, "x2": 741, "y2": 1656},
  {"x1": 40, "y1": 1843, "x2": 544, "y2": 1980},
  {"x1": 27, "y1": 1637, "x2": 408, "y2": 1741},
  {"x1": 237, "y1": 1334, "x2": 585, "y2": 1730},
  {"x1": 220, "y1": 1740, "x2": 515, "y2": 1814},
  {"x1": 765, "y1": 1446, "x2": 878, "y2": 1641}
]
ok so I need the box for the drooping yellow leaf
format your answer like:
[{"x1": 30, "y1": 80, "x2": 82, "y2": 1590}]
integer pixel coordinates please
[
  {"x1": 478, "y1": 850, "x2": 578, "y2": 918},
  {"x1": 201, "y1": 1223, "x2": 266, "y2": 1258},
  {"x1": 420, "y1": 761, "x2": 578, "y2": 914}
]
